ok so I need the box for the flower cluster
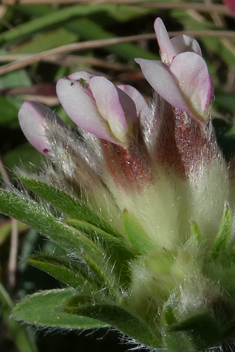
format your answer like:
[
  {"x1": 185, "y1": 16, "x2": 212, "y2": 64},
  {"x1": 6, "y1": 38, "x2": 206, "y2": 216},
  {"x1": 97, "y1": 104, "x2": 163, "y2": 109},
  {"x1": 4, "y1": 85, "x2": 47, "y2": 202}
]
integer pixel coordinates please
[{"x1": 5, "y1": 17, "x2": 235, "y2": 352}]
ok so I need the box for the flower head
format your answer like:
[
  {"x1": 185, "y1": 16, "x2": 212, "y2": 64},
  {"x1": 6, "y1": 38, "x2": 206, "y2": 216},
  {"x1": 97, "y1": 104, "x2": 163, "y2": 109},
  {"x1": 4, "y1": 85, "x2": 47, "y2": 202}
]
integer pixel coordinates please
[
  {"x1": 2, "y1": 17, "x2": 235, "y2": 352},
  {"x1": 56, "y1": 71, "x2": 138, "y2": 145},
  {"x1": 136, "y1": 17, "x2": 213, "y2": 123}
]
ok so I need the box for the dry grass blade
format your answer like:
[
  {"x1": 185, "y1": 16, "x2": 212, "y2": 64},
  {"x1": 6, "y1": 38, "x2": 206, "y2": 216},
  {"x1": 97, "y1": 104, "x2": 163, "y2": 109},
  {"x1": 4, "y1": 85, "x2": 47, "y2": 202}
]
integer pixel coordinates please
[
  {"x1": 1, "y1": 30, "x2": 235, "y2": 75},
  {"x1": 0, "y1": 34, "x2": 156, "y2": 75},
  {"x1": 0, "y1": 54, "x2": 129, "y2": 71}
]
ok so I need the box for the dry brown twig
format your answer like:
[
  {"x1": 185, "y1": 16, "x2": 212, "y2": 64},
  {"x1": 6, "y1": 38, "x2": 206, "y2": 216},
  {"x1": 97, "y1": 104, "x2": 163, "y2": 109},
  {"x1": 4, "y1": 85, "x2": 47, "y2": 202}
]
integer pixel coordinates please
[
  {"x1": 1, "y1": 30, "x2": 235, "y2": 75},
  {"x1": 0, "y1": 54, "x2": 129, "y2": 71},
  {"x1": 0, "y1": 34, "x2": 153, "y2": 75}
]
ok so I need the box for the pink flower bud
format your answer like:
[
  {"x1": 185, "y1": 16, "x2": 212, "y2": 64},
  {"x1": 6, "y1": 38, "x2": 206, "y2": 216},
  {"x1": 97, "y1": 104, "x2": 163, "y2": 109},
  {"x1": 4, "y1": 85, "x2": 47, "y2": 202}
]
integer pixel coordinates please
[
  {"x1": 154, "y1": 17, "x2": 201, "y2": 65},
  {"x1": 136, "y1": 24, "x2": 213, "y2": 123},
  {"x1": 56, "y1": 72, "x2": 138, "y2": 145},
  {"x1": 18, "y1": 101, "x2": 64, "y2": 155}
]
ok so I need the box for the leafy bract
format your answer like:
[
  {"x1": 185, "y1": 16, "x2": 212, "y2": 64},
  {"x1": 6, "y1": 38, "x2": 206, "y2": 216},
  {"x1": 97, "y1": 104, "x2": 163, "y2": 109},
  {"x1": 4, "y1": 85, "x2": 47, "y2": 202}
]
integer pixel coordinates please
[
  {"x1": 123, "y1": 210, "x2": 152, "y2": 254},
  {"x1": 28, "y1": 254, "x2": 94, "y2": 289},
  {"x1": 19, "y1": 175, "x2": 121, "y2": 238},
  {"x1": 0, "y1": 189, "x2": 101, "y2": 258},
  {"x1": 209, "y1": 204, "x2": 232, "y2": 260},
  {"x1": 64, "y1": 294, "x2": 161, "y2": 347},
  {"x1": 12, "y1": 288, "x2": 107, "y2": 329}
]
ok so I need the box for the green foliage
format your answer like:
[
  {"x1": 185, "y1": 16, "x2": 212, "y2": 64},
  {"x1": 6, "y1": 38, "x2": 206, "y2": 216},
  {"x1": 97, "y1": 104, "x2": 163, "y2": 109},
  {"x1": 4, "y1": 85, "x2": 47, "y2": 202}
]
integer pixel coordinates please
[
  {"x1": 3, "y1": 144, "x2": 44, "y2": 175},
  {"x1": 12, "y1": 288, "x2": 107, "y2": 329},
  {"x1": 20, "y1": 175, "x2": 121, "y2": 237},
  {"x1": 28, "y1": 254, "x2": 93, "y2": 289},
  {"x1": 122, "y1": 209, "x2": 152, "y2": 254},
  {"x1": 0, "y1": 96, "x2": 25, "y2": 126},
  {"x1": 165, "y1": 313, "x2": 221, "y2": 352},
  {"x1": 209, "y1": 204, "x2": 232, "y2": 260},
  {"x1": 0, "y1": 189, "x2": 101, "y2": 257},
  {"x1": 64, "y1": 294, "x2": 160, "y2": 347},
  {"x1": 66, "y1": 218, "x2": 134, "y2": 287},
  {"x1": 11, "y1": 28, "x2": 78, "y2": 55}
]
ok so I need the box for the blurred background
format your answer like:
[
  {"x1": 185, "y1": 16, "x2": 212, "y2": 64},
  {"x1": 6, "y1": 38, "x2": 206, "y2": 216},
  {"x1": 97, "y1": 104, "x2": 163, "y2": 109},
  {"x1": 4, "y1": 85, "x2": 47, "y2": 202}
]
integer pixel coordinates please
[{"x1": 0, "y1": 1, "x2": 235, "y2": 351}]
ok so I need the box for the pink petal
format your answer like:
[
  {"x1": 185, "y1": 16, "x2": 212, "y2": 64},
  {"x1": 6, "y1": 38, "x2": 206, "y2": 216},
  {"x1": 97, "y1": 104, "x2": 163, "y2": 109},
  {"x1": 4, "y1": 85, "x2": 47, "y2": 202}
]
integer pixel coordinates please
[
  {"x1": 170, "y1": 52, "x2": 213, "y2": 122},
  {"x1": 135, "y1": 58, "x2": 190, "y2": 113},
  {"x1": 89, "y1": 76, "x2": 129, "y2": 143},
  {"x1": 18, "y1": 101, "x2": 56, "y2": 155},
  {"x1": 116, "y1": 88, "x2": 138, "y2": 123},
  {"x1": 56, "y1": 76, "x2": 118, "y2": 144},
  {"x1": 118, "y1": 84, "x2": 149, "y2": 118},
  {"x1": 154, "y1": 18, "x2": 202, "y2": 64},
  {"x1": 223, "y1": 0, "x2": 235, "y2": 14},
  {"x1": 171, "y1": 35, "x2": 202, "y2": 56},
  {"x1": 67, "y1": 71, "x2": 93, "y2": 81},
  {"x1": 66, "y1": 71, "x2": 94, "y2": 100},
  {"x1": 154, "y1": 17, "x2": 176, "y2": 64}
]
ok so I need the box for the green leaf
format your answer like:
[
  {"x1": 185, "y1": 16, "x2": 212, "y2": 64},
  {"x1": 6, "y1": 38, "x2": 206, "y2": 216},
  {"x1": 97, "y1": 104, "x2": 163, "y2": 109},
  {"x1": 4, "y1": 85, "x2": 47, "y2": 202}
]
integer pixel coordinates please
[
  {"x1": 3, "y1": 144, "x2": 44, "y2": 175},
  {"x1": 202, "y1": 36, "x2": 235, "y2": 70},
  {"x1": 28, "y1": 254, "x2": 94, "y2": 289},
  {"x1": 64, "y1": 294, "x2": 161, "y2": 347},
  {"x1": 165, "y1": 313, "x2": 221, "y2": 352},
  {"x1": 164, "y1": 331, "x2": 200, "y2": 352},
  {"x1": 0, "y1": 6, "x2": 79, "y2": 44},
  {"x1": 11, "y1": 28, "x2": 78, "y2": 55},
  {"x1": 19, "y1": 175, "x2": 122, "y2": 238},
  {"x1": 214, "y1": 91, "x2": 235, "y2": 115},
  {"x1": 162, "y1": 306, "x2": 177, "y2": 326},
  {"x1": 65, "y1": 219, "x2": 121, "y2": 243},
  {"x1": 107, "y1": 5, "x2": 149, "y2": 22},
  {"x1": 16, "y1": 5, "x2": 54, "y2": 17},
  {"x1": 0, "y1": 189, "x2": 102, "y2": 258},
  {"x1": 12, "y1": 288, "x2": 107, "y2": 329},
  {"x1": 66, "y1": 219, "x2": 133, "y2": 288},
  {"x1": 82, "y1": 252, "x2": 115, "y2": 298},
  {"x1": 1, "y1": 4, "x2": 154, "y2": 48},
  {"x1": 0, "y1": 96, "x2": 24, "y2": 126},
  {"x1": 123, "y1": 210, "x2": 152, "y2": 254},
  {"x1": 209, "y1": 204, "x2": 232, "y2": 259},
  {"x1": 0, "y1": 69, "x2": 31, "y2": 89},
  {"x1": 65, "y1": 219, "x2": 134, "y2": 259}
]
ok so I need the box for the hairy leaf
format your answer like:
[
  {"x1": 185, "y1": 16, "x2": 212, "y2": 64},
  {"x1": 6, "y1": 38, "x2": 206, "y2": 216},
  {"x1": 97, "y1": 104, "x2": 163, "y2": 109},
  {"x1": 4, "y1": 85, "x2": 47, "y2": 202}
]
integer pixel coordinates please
[
  {"x1": 12, "y1": 288, "x2": 107, "y2": 329},
  {"x1": 64, "y1": 294, "x2": 161, "y2": 347}
]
